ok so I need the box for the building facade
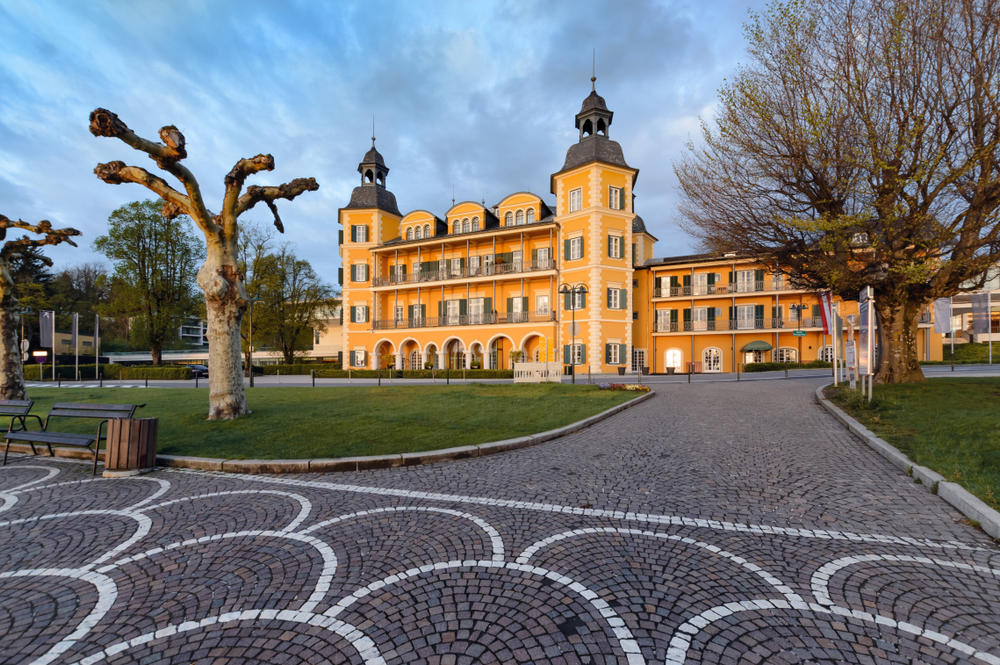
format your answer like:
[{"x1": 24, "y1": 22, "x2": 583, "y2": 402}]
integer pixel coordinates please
[{"x1": 339, "y1": 86, "x2": 942, "y2": 373}]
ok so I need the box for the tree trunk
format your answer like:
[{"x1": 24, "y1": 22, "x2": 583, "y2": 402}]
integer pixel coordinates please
[
  {"x1": 150, "y1": 342, "x2": 162, "y2": 366},
  {"x1": 197, "y1": 244, "x2": 248, "y2": 420},
  {"x1": 874, "y1": 299, "x2": 925, "y2": 384},
  {"x1": 0, "y1": 262, "x2": 25, "y2": 400}
]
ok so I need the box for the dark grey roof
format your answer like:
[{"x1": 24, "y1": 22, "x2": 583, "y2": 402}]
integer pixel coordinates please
[
  {"x1": 560, "y1": 135, "x2": 632, "y2": 172},
  {"x1": 343, "y1": 185, "x2": 401, "y2": 216},
  {"x1": 641, "y1": 252, "x2": 748, "y2": 267},
  {"x1": 579, "y1": 90, "x2": 608, "y2": 114},
  {"x1": 361, "y1": 146, "x2": 385, "y2": 167},
  {"x1": 632, "y1": 215, "x2": 647, "y2": 234}
]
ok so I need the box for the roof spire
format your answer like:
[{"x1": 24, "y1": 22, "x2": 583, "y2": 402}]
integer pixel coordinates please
[
  {"x1": 451, "y1": 184, "x2": 455, "y2": 207},
  {"x1": 371, "y1": 113, "x2": 376, "y2": 147},
  {"x1": 591, "y1": 48, "x2": 596, "y2": 91}
]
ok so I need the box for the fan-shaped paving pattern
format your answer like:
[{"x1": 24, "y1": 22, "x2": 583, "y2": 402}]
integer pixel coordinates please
[{"x1": 0, "y1": 576, "x2": 102, "y2": 664}]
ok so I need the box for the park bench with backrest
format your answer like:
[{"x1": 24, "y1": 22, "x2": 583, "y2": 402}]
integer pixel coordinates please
[
  {"x1": 0, "y1": 399, "x2": 43, "y2": 446},
  {"x1": 2, "y1": 402, "x2": 142, "y2": 475}
]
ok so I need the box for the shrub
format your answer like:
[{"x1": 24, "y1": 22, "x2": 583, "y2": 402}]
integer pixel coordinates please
[{"x1": 743, "y1": 360, "x2": 832, "y2": 373}]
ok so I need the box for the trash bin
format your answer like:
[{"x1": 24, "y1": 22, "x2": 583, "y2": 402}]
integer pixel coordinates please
[
  {"x1": 104, "y1": 418, "x2": 158, "y2": 478},
  {"x1": 666, "y1": 367, "x2": 675, "y2": 375},
  {"x1": 617, "y1": 367, "x2": 626, "y2": 376},
  {"x1": 565, "y1": 365, "x2": 575, "y2": 376},
  {"x1": 642, "y1": 366, "x2": 650, "y2": 375}
]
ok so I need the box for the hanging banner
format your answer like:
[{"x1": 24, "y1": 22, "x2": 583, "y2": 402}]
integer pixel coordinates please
[
  {"x1": 970, "y1": 292, "x2": 990, "y2": 334},
  {"x1": 71, "y1": 312, "x2": 79, "y2": 348},
  {"x1": 858, "y1": 286, "x2": 874, "y2": 376},
  {"x1": 932, "y1": 298, "x2": 953, "y2": 334},
  {"x1": 39, "y1": 310, "x2": 54, "y2": 348},
  {"x1": 819, "y1": 292, "x2": 834, "y2": 334}
]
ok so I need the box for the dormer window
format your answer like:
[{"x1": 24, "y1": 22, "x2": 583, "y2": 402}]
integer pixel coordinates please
[
  {"x1": 505, "y1": 212, "x2": 513, "y2": 227},
  {"x1": 462, "y1": 218, "x2": 470, "y2": 233},
  {"x1": 453, "y1": 221, "x2": 461, "y2": 234},
  {"x1": 472, "y1": 217, "x2": 479, "y2": 231},
  {"x1": 527, "y1": 209, "x2": 535, "y2": 224},
  {"x1": 424, "y1": 224, "x2": 430, "y2": 237},
  {"x1": 414, "y1": 225, "x2": 423, "y2": 239},
  {"x1": 406, "y1": 228, "x2": 413, "y2": 241}
]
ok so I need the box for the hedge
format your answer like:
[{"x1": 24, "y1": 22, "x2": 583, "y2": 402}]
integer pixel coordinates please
[
  {"x1": 742, "y1": 360, "x2": 832, "y2": 373},
  {"x1": 260, "y1": 365, "x2": 514, "y2": 379},
  {"x1": 25, "y1": 364, "x2": 193, "y2": 381}
]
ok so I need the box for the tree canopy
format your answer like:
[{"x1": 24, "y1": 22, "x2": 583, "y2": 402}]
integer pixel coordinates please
[{"x1": 675, "y1": 0, "x2": 1000, "y2": 383}]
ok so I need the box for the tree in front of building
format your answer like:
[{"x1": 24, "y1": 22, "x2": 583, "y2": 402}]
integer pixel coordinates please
[
  {"x1": 251, "y1": 245, "x2": 336, "y2": 364},
  {"x1": 0, "y1": 214, "x2": 80, "y2": 399},
  {"x1": 675, "y1": 0, "x2": 1000, "y2": 383},
  {"x1": 89, "y1": 109, "x2": 318, "y2": 419},
  {"x1": 95, "y1": 200, "x2": 202, "y2": 366}
]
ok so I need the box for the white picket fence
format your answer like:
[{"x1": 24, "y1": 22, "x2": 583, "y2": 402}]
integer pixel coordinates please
[{"x1": 513, "y1": 362, "x2": 562, "y2": 383}]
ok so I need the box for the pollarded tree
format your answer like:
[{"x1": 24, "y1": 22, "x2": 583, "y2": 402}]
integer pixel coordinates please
[
  {"x1": 0, "y1": 215, "x2": 80, "y2": 399},
  {"x1": 675, "y1": 0, "x2": 1000, "y2": 383},
  {"x1": 89, "y1": 109, "x2": 318, "y2": 419}
]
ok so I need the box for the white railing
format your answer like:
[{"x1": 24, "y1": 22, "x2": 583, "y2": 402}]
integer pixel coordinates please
[{"x1": 513, "y1": 362, "x2": 562, "y2": 383}]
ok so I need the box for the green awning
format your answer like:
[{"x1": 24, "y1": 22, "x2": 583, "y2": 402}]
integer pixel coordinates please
[{"x1": 742, "y1": 340, "x2": 773, "y2": 352}]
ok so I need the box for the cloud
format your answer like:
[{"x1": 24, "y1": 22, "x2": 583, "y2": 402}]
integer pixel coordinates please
[{"x1": 0, "y1": 0, "x2": 765, "y2": 276}]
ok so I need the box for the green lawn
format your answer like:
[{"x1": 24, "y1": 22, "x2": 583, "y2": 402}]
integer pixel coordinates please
[
  {"x1": 827, "y1": 378, "x2": 1000, "y2": 509},
  {"x1": 23, "y1": 384, "x2": 637, "y2": 460},
  {"x1": 940, "y1": 341, "x2": 1000, "y2": 363}
]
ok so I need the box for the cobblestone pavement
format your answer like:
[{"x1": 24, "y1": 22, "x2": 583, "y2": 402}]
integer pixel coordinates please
[{"x1": 2, "y1": 377, "x2": 999, "y2": 664}]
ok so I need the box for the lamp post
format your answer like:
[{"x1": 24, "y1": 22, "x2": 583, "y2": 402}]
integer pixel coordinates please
[
  {"x1": 790, "y1": 303, "x2": 808, "y2": 362},
  {"x1": 558, "y1": 282, "x2": 589, "y2": 384},
  {"x1": 18, "y1": 307, "x2": 33, "y2": 363},
  {"x1": 247, "y1": 297, "x2": 262, "y2": 387}
]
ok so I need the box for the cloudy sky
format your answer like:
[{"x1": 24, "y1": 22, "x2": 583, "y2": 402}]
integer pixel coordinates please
[{"x1": 1, "y1": 0, "x2": 766, "y2": 281}]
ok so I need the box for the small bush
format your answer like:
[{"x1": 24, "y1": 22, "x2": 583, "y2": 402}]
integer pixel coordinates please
[
  {"x1": 743, "y1": 360, "x2": 832, "y2": 373},
  {"x1": 260, "y1": 365, "x2": 514, "y2": 379}
]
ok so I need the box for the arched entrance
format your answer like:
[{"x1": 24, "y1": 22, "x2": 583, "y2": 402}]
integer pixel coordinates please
[
  {"x1": 702, "y1": 347, "x2": 722, "y2": 373},
  {"x1": 374, "y1": 340, "x2": 396, "y2": 369},
  {"x1": 488, "y1": 335, "x2": 515, "y2": 370},
  {"x1": 664, "y1": 348, "x2": 683, "y2": 371},
  {"x1": 400, "y1": 339, "x2": 420, "y2": 370},
  {"x1": 521, "y1": 333, "x2": 544, "y2": 362},
  {"x1": 424, "y1": 343, "x2": 439, "y2": 370},
  {"x1": 444, "y1": 338, "x2": 465, "y2": 369},
  {"x1": 469, "y1": 342, "x2": 484, "y2": 369}
]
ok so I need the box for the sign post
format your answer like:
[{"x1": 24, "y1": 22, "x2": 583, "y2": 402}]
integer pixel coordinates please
[
  {"x1": 846, "y1": 314, "x2": 857, "y2": 390},
  {"x1": 859, "y1": 286, "x2": 875, "y2": 402}
]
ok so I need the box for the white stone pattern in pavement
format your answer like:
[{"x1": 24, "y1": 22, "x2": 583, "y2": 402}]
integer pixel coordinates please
[{"x1": 1, "y1": 461, "x2": 999, "y2": 665}]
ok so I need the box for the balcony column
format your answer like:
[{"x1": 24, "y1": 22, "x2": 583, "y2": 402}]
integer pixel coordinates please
[{"x1": 396, "y1": 352, "x2": 403, "y2": 370}]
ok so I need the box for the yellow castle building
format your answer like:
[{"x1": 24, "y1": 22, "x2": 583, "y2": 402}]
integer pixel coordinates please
[{"x1": 339, "y1": 84, "x2": 942, "y2": 374}]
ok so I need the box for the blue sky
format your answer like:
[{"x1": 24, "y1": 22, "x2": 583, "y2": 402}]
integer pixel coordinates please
[{"x1": 0, "y1": 0, "x2": 766, "y2": 281}]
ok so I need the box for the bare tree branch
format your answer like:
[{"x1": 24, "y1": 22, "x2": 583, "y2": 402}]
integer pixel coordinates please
[
  {"x1": 0, "y1": 215, "x2": 81, "y2": 261},
  {"x1": 234, "y1": 177, "x2": 320, "y2": 235}
]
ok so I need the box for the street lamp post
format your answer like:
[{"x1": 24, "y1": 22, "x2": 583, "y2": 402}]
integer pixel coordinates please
[
  {"x1": 247, "y1": 297, "x2": 262, "y2": 387},
  {"x1": 790, "y1": 303, "x2": 808, "y2": 361},
  {"x1": 558, "y1": 282, "x2": 589, "y2": 385}
]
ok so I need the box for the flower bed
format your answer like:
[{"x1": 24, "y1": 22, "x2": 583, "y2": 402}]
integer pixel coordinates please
[{"x1": 598, "y1": 383, "x2": 651, "y2": 392}]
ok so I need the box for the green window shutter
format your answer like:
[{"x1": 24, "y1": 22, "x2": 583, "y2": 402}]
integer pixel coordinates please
[
  {"x1": 654, "y1": 276, "x2": 661, "y2": 290},
  {"x1": 581, "y1": 346, "x2": 586, "y2": 363},
  {"x1": 338, "y1": 229, "x2": 343, "y2": 245},
  {"x1": 580, "y1": 292, "x2": 587, "y2": 309},
  {"x1": 606, "y1": 288, "x2": 613, "y2": 308},
  {"x1": 438, "y1": 301, "x2": 444, "y2": 319},
  {"x1": 459, "y1": 299, "x2": 467, "y2": 316},
  {"x1": 400, "y1": 264, "x2": 406, "y2": 277},
  {"x1": 707, "y1": 273, "x2": 715, "y2": 286},
  {"x1": 771, "y1": 306, "x2": 778, "y2": 319},
  {"x1": 729, "y1": 306, "x2": 735, "y2": 322},
  {"x1": 672, "y1": 310, "x2": 679, "y2": 325},
  {"x1": 683, "y1": 274, "x2": 691, "y2": 287},
  {"x1": 419, "y1": 304, "x2": 426, "y2": 319},
  {"x1": 755, "y1": 304, "x2": 765, "y2": 323},
  {"x1": 407, "y1": 305, "x2": 414, "y2": 319},
  {"x1": 506, "y1": 297, "x2": 513, "y2": 313},
  {"x1": 349, "y1": 350, "x2": 354, "y2": 366},
  {"x1": 350, "y1": 226, "x2": 356, "y2": 242},
  {"x1": 350, "y1": 307, "x2": 356, "y2": 323},
  {"x1": 683, "y1": 308, "x2": 691, "y2": 323},
  {"x1": 579, "y1": 238, "x2": 585, "y2": 258},
  {"x1": 607, "y1": 235, "x2": 613, "y2": 258},
  {"x1": 337, "y1": 267, "x2": 343, "y2": 285},
  {"x1": 483, "y1": 298, "x2": 492, "y2": 316},
  {"x1": 521, "y1": 297, "x2": 529, "y2": 311},
  {"x1": 728, "y1": 271, "x2": 735, "y2": 283},
  {"x1": 707, "y1": 308, "x2": 716, "y2": 323},
  {"x1": 564, "y1": 291, "x2": 572, "y2": 310},
  {"x1": 670, "y1": 276, "x2": 679, "y2": 288},
  {"x1": 564, "y1": 239, "x2": 570, "y2": 261},
  {"x1": 620, "y1": 289, "x2": 628, "y2": 309},
  {"x1": 812, "y1": 304, "x2": 820, "y2": 319},
  {"x1": 531, "y1": 248, "x2": 538, "y2": 264},
  {"x1": 755, "y1": 269, "x2": 765, "y2": 282},
  {"x1": 563, "y1": 345, "x2": 570, "y2": 364},
  {"x1": 619, "y1": 344, "x2": 627, "y2": 365},
  {"x1": 605, "y1": 344, "x2": 611, "y2": 364}
]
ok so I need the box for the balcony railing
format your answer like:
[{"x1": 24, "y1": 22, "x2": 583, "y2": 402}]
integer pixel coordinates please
[
  {"x1": 374, "y1": 258, "x2": 555, "y2": 287},
  {"x1": 654, "y1": 317, "x2": 825, "y2": 332},
  {"x1": 654, "y1": 281, "x2": 812, "y2": 297},
  {"x1": 373, "y1": 310, "x2": 556, "y2": 330}
]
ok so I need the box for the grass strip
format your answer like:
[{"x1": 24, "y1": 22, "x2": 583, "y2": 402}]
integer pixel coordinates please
[
  {"x1": 826, "y1": 377, "x2": 1000, "y2": 510},
  {"x1": 23, "y1": 384, "x2": 636, "y2": 460}
]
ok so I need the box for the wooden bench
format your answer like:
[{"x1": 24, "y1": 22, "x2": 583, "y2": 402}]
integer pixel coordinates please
[{"x1": 2, "y1": 402, "x2": 143, "y2": 475}]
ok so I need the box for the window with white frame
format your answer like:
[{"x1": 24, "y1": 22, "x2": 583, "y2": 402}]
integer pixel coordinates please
[
  {"x1": 736, "y1": 304, "x2": 755, "y2": 330},
  {"x1": 568, "y1": 236, "x2": 584, "y2": 260},
  {"x1": 469, "y1": 255, "x2": 480, "y2": 275},
  {"x1": 406, "y1": 228, "x2": 413, "y2": 240},
  {"x1": 505, "y1": 212, "x2": 513, "y2": 226},
  {"x1": 446, "y1": 299, "x2": 461, "y2": 325},
  {"x1": 351, "y1": 305, "x2": 369, "y2": 323},
  {"x1": 535, "y1": 246, "x2": 551, "y2": 268},
  {"x1": 569, "y1": 188, "x2": 582, "y2": 212},
  {"x1": 351, "y1": 263, "x2": 369, "y2": 282},
  {"x1": 462, "y1": 218, "x2": 470, "y2": 233},
  {"x1": 424, "y1": 224, "x2": 430, "y2": 237},
  {"x1": 526, "y1": 209, "x2": 535, "y2": 224},
  {"x1": 536, "y1": 294, "x2": 550, "y2": 314},
  {"x1": 772, "y1": 272, "x2": 784, "y2": 290},
  {"x1": 776, "y1": 347, "x2": 797, "y2": 362},
  {"x1": 469, "y1": 297, "x2": 485, "y2": 324},
  {"x1": 819, "y1": 345, "x2": 835, "y2": 362},
  {"x1": 572, "y1": 290, "x2": 586, "y2": 310},
  {"x1": 351, "y1": 348, "x2": 366, "y2": 367},
  {"x1": 655, "y1": 309, "x2": 671, "y2": 331},
  {"x1": 414, "y1": 226, "x2": 422, "y2": 239},
  {"x1": 693, "y1": 306, "x2": 708, "y2": 331},
  {"x1": 471, "y1": 217, "x2": 479, "y2": 231},
  {"x1": 693, "y1": 273, "x2": 708, "y2": 295},
  {"x1": 453, "y1": 221, "x2": 460, "y2": 234},
  {"x1": 571, "y1": 343, "x2": 585, "y2": 364},
  {"x1": 607, "y1": 287, "x2": 622, "y2": 309},
  {"x1": 608, "y1": 234, "x2": 623, "y2": 259},
  {"x1": 703, "y1": 347, "x2": 722, "y2": 372},
  {"x1": 516, "y1": 210, "x2": 524, "y2": 225},
  {"x1": 351, "y1": 225, "x2": 368, "y2": 242},
  {"x1": 394, "y1": 305, "x2": 404, "y2": 323},
  {"x1": 736, "y1": 270, "x2": 756, "y2": 292},
  {"x1": 608, "y1": 343, "x2": 621, "y2": 364},
  {"x1": 450, "y1": 257, "x2": 462, "y2": 276},
  {"x1": 608, "y1": 186, "x2": 624, "y2": 210}
]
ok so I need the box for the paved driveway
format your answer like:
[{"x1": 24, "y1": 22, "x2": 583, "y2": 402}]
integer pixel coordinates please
[{"x1": 2, "y1": 377, "x2": 998, "y2": 664}]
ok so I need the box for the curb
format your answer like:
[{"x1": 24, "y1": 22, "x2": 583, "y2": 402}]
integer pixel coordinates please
[
  {"x1": 815, "y1": 383, "x2": 1000, "y2": 540},
  {"x1": 4, "y1": 390, "x2": 654, "y2": 475}
]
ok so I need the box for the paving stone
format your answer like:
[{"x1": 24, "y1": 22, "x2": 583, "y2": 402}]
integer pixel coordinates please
[{"x1": 0, "y1": 376, "x2": 997, "y2": 664}]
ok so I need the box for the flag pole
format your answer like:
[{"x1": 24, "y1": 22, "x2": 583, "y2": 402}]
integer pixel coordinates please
[
  {"x1": 51, "y1": 313, "x2": 56, "y2": 382},
  {"x1": 95, "y1": 314, "x2": 100, "y2": 380},
  {"x1": 989, "y1": 290, "x2": 993, "y2": 366},
  {"x1": 74, "y1": 313, "x2": 79, "y2": 381}
]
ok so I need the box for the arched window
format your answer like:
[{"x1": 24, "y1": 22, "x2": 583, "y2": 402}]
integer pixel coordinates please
[
  {"x1": 462, "y1": 218, "x2": 470, "y2": 233},
  {"x1": 423, "y1": 224, "x2": 430, "y2": 237},
  {"x1": 472, "y1": 216, "x2": 479, "y2": 231},
  {"x1": 819, "y1": 345, "x2": 835, "y2": 362},
  {"x1": 702, "y1": 347, "x2": 722, "y2": 373},
  {"x1": 406, "y1": 228, "x2": 413, "y2": 240},
  {"x1": 582, "y1": 119, "x2": 593, "y2": 136},
  {"x1": 776, "y1": 347, "x2": 797, "y2": 363},
  {"x1": 364, "y1": 169, "x2": 374, "y2": 183},
  {"x1": 414, "y1": 225, "x2": 422, "y2": 239},
  {"x1": 409, "y1": 350, "x2": 421, "y2": 370},
  {"x1": 526, "y1": 209, "x2": 535, "y2": 224},
  {"x1": 505, "y1": 212, "x2": 513, "y2": 226},
  {"x1": 516, "y1": 210, "x2": 524, "y2": 225},
  {"x1": 453, "y1": 221, "x2": 460, "y2": 234}
]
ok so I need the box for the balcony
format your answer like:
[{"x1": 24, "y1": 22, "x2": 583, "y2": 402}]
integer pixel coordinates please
[
  {"x1": 654, "y1": 317, "x2": 825, "y2": 333},
  {"x1": 373, "y1": 310, "x2": 556, "y2": 331},
  {"x1": 653, "y1": 281, "x2": 811, "y2": 298},
  {"x1": 373, "y1": 258, "x2": 555, "y2": 287}
]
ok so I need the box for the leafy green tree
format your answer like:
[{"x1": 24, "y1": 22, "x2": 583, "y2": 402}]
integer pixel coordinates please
[
  {"x1": 252, "y1": 245, "x2": 336, "y2": 363},
  {"x1": 94, "y1": 200, "x2": 202, "y2": 365},
  {"x1": 675, "y1": 0, "x2": 1000, "y2": 383}
]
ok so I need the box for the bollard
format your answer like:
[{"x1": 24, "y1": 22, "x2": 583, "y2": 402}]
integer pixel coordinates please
[
  {"x1": 446, "y1": 366, "x2": 450, "y2": 385},
  {"x1": 195, "y1": 375, "x2": 199, "y2": 389},
  {"x1": 99, "y1": 375, "x2": 103, "y2": 388},
  {"x1": 784, "y1": 366, "x2": 788, "y2": 380},
  {"x1": 737, "y1": 362, "x2": 741, "y2": 382},
  {"x1": 311, "y1": 370, "x2": 315, "y2": 387},
  {"x1": 687, "y1": 365, "x2": 691, "y2": 384},
  {"x1": 145, "y1": 371, "x2": 149, "y2": 388},
  {"x1": 58, "y1": 378, "x2": 61, "y2": 388},
  {"x1": 378, "y1": 368, "x2": 382, "y2": 387}
]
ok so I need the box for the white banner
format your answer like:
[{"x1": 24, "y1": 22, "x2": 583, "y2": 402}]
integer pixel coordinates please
[
  {"x1": 971, "y1": 292, "x2": 990, "y2": 334},
  {"x1": 39, "y1": 310, "x2": 54, "y2": 348},
  {"x1": 932, "y1": 298, "x2": 952, "y2": 334}
]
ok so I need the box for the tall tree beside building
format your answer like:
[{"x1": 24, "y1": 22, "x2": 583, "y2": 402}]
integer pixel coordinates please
[
  {"x1": 675, "y1": 0, "x2": 1000, "y2": 383},
  {"x1": 94, "y1": 200, "x2": 202, "y2": 365},
  {"x1": 90, "y1": 109, "x2": 318, "y2": 419},
  {"x1": 0, "y1": 214, "x2": 80, "y2": 399},
  {"x1": 253, "y1": 245, "x2": 336, "y2": 363}
]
